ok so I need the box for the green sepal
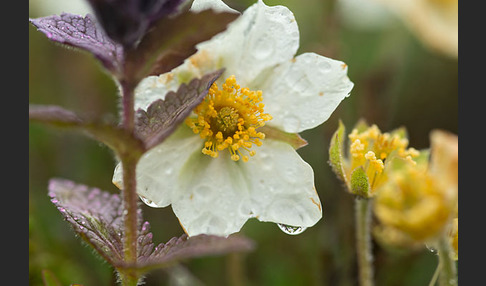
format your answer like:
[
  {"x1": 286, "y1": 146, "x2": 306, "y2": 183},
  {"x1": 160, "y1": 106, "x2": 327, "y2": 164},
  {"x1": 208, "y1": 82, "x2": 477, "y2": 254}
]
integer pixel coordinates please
[
  {"x1": 328, "y1": 120, "x2": 347, "y2": 182},
  {"x1": 350, "y1": 167, "x2": 371, "y2": 198},
  {"x1": 259, "y1": 126, "x2": 308, "y2": 150}
]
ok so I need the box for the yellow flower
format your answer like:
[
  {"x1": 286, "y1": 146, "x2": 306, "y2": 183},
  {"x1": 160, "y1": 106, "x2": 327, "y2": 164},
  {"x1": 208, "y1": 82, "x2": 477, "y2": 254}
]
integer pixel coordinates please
[
  {"x1": 373, "y1": 129, "x2": 458, "y2": 247},
  {"x1": 375, "y1": 0, "x2": 458, "y2": 57},
  {"x1": 329, "y1": 120, "x2": 419, "y2": 198}
]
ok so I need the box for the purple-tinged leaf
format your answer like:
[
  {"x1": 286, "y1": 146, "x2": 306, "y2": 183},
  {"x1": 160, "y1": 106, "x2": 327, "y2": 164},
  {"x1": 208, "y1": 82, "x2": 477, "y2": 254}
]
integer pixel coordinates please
[
  {"x1": 85, "y1": 0, "x2": 185, "y2": 48},
  {"x1": 130, "y1": 233, "x2": 255, "y2": 271},
  {"x1": 29, "y1": 105, "x2": 145, "y2": 157},
  {"x1": 123, "y1": 10, "x2": 238, "y2": 85},
  {"x1": 28, "y1": 105, "x2": 82, "y2": 127},
  {"x1": 134, "y1": 69, "x2": 223, "y2": 149},
  {"x1": 49, "y1": 179, "x2": 254, "y2": 271},
  {"x1": 29, "y1": 13, "x2": 124, "y2": 76},
  {"x1": 48, "y1": 178, "x2": 130, "y2": 266}
]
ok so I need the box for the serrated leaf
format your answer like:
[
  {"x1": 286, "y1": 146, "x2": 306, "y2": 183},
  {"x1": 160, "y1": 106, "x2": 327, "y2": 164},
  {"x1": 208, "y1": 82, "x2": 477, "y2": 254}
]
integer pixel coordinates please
[
  {"x1": 29, "y1": 13, "x2": 124, "y2": 76},
  {"x1": 328, "y1": 120, "x2": 347, "y2": 182},
  {"x1": 350, "y1": 167, "x2": 371, "y2": 198},
  {"x1": 48, "y1": 178, "x2": 130, "y2": 266},
  {"x1": 130, "y1": 233, "x2": 255, "y2": 272},
  {"x1": 123, "y1": 9, "x2": 238, "y2": 85},
  {"x1": 259, "y1": 126, "x2": 308, "y2": 150},
  {"x1": 134, "y1": 69, "x2": 223, "y2": 150},
  {"x1": 29, "y1": 105, "x2": 145, "y2": 158}
]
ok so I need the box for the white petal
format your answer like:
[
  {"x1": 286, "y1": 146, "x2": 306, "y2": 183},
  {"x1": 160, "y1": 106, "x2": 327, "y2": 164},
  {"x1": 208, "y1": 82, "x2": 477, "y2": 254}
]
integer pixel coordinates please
[
  {"x1": 133, "y1": 72, "x2": 182, "y2": 111},
  {"x1": 190, "y1": 0, "x2": 239, "y2": 13},
  {"x1": 261, "y1": 52, "x2": 354, "y2": 133},
  {"x1": 242, "y1": 139, "x2": 322, "y2": 228},
  {"x1": 195, "y1": 0, "x2": 300, "y2": 86},
  {"x1": 112, "y1": 127, "x2": 203, "y2": 207},
  {"x1": 171, "y1": 152, "x2": 251, "y2": 237}
]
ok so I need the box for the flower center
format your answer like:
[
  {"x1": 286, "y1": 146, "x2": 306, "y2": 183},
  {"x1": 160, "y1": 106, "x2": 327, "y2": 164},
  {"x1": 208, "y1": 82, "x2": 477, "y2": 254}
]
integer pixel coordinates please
[
  {"x1": 348, "y1": 125, "x2": 419, "y2": 189},
  {"x1": 185, "y1": 75, "x2": 272, "y2": 162}
]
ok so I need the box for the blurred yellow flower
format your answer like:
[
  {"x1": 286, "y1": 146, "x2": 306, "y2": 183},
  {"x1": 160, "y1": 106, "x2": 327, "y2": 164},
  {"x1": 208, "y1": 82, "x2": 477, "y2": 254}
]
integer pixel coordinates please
[
  {"x1": 373, "y1": 129, "x2": 458, "y2": 248},
  {"x1": 375, "y1": 0, "x2": 458, "y2": 57}
]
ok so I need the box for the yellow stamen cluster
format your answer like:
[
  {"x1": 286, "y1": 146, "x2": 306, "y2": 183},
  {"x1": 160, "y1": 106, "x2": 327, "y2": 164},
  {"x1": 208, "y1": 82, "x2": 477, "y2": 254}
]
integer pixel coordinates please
[
  {"x1": 348, "y1": 124, "x2": 419, "y2": 189},
  {"x1": 374, "y1": 167, "x2": 455, "y2": 243},
  {"x1": 185, "y1": 75, "x2": 272, "y2": 162}
]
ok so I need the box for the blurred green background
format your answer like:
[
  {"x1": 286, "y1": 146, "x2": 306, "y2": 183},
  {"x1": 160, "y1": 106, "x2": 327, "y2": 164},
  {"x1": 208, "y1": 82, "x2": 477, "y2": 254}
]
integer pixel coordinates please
[{"x1": 29, "y1": 0, "x2": 457, "y2": 285}]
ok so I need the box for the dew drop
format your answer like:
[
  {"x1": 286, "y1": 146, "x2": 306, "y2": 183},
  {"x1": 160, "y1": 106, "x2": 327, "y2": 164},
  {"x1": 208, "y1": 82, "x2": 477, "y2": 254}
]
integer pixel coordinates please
[
  {"x1": 139, "y1": 195, "x2": 160, "y2": 207},
  {"x1": 277, "y1": 223, "x2": 307, "y2": 235},
  {"x1": 426, "y1": 244, "x2": 437, "y2": 254}
]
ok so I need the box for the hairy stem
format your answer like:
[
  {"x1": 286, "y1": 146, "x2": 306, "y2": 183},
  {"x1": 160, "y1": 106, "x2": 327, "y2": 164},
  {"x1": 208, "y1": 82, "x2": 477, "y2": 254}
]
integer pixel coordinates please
[
  {"x1": 118, "y1": 79, "x2": 141, "y2": 285},
  {"x1": 121, "y1": 80, "x2": 136, "y2": 133},
  {"x1": 437, "y1": 233, "x2": 457, "y2": 286},
  {"x1": 355, "y1": 197, "x2": 374, "y2": 286}
]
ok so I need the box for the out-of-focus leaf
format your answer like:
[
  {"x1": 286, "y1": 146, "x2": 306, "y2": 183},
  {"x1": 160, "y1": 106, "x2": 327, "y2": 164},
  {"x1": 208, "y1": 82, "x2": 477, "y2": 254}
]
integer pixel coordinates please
[
  {"x1": 123, "y1": 9, "x2": 238, "y2": 85},
  {"x1": 48, "y1": 178, "x2": 130, "y2": 266},
  {"x1": 135, "y1": 69, "x2": 223, "y2": 149},
  {"x1": 259, "y1": 126, "x2": 308, "y2": 150},
  {"x1": 28, "y1": 105, "x2": 82, "y2": 127},
  {"x1": 85, "y1": 0, "x2": 185, "y2": 48},
  {"x1": 29, "y1": 13, "x2": 124, "y2": 76},
  {"x1": 350, "y1": 167, "x2": 371, "y2": 198},
  {"x1": 29, "y1": 105, "x2": 145, "y2": 157},
  {"x1": 41, "y1": 269, "x2": 62, "y2": 286},
  {"x1": 328, "y1": 120, "x2": 347, "y2": 182}
]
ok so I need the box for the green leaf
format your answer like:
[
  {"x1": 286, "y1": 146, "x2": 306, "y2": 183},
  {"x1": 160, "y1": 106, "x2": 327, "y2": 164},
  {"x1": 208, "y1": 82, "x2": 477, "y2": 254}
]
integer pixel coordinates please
[
  {"x1": 29, "y1": 105, "x2": 145, "y2": 158},
  {"x1": 259, "y1": 126, "x2": 308, "y2": 150},
  {"x1": 328, "y1": 120, "x2": 347, "y2": 182},
  {"x1": 350, "y1": 167, "x2": 371, "y2": 198},
  {"x1": 123, "y1": 9, "x2": 238, "y2": 86}
]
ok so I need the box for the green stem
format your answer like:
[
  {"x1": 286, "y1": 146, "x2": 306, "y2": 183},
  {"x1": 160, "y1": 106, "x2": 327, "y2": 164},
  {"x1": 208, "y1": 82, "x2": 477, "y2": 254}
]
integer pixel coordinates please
[
  {"x1": 355, "y1": 197, "x2": 374, "y2": 286},
  {"x1": 437, "y1": 233, "x2": 457, "y2": 286}
]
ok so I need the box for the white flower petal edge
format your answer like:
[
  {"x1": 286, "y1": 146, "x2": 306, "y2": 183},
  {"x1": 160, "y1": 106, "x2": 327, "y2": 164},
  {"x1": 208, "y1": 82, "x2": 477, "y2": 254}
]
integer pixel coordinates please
[
  {"x1": 112, "y1": 127, "x2": 203, "y2": 208},
  {"x1": 260, "y1": 53, "x2": 354, "y2": 133},
  {"x1": 190, "y1": 0, "x2": 239, "y2": 14},
  {"x1": 242, "y1": 139, "x2": 322, "y2": 227},
  {"x1": 195, "y1": 0, "x2": 300, "y2": 86}
]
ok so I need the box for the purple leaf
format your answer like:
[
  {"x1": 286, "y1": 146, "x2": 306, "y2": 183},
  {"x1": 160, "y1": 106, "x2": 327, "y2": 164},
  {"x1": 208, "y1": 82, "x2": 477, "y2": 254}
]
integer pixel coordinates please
[
  {"x1": 133, "y1": 233, "x2": 255, "y2": 271},
  {"x1": 135, "y1": 69, "x2": 223, "y2": 149},
  {"x1": 29, "y1": 104, "x2": 145, "y2": 156},
  {"x1": 124, "y1": 10, "x2": 238, "y2": 85},
  {"x1": 29, "y1": 13, "x2": 124, "y2": 75},
  {"x1": 48, "y1": 179, "x2": 254, "y2": 271},
  {"x1": 48, "y1": 178, "x2": 130, "y2": 266},
  {"x1": 85, "y1": 0, "x2": 184, "y2": 48}
]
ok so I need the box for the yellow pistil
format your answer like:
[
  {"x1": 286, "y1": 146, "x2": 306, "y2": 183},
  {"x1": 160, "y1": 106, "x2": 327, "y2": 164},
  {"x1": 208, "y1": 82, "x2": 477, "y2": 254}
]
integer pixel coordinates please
[
  {"x1": 348, "y1": 124, "x2": 419, "y2": 191},
  {"x1": 185, "y1": 75, "x2": 272, "y2": 161}
]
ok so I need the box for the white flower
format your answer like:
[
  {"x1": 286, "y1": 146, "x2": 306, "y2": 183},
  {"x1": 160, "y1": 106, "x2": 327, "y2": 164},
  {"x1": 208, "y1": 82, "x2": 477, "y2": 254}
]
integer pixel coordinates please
[{"x1": 113, "y1": 0, "x2": 354, "y2": 237}]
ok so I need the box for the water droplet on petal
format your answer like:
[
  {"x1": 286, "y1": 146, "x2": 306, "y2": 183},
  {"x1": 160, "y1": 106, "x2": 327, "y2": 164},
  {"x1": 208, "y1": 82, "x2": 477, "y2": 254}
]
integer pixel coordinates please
[
  {"x1": 139, "y1": 195, "x2": 160, "y2": 207},
  {"x1": 277, "y1": 223, "x2": 307, "y2": 235},
  {"x1": 426, "y1": 244, "x2": 437, "y2": 254}
]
